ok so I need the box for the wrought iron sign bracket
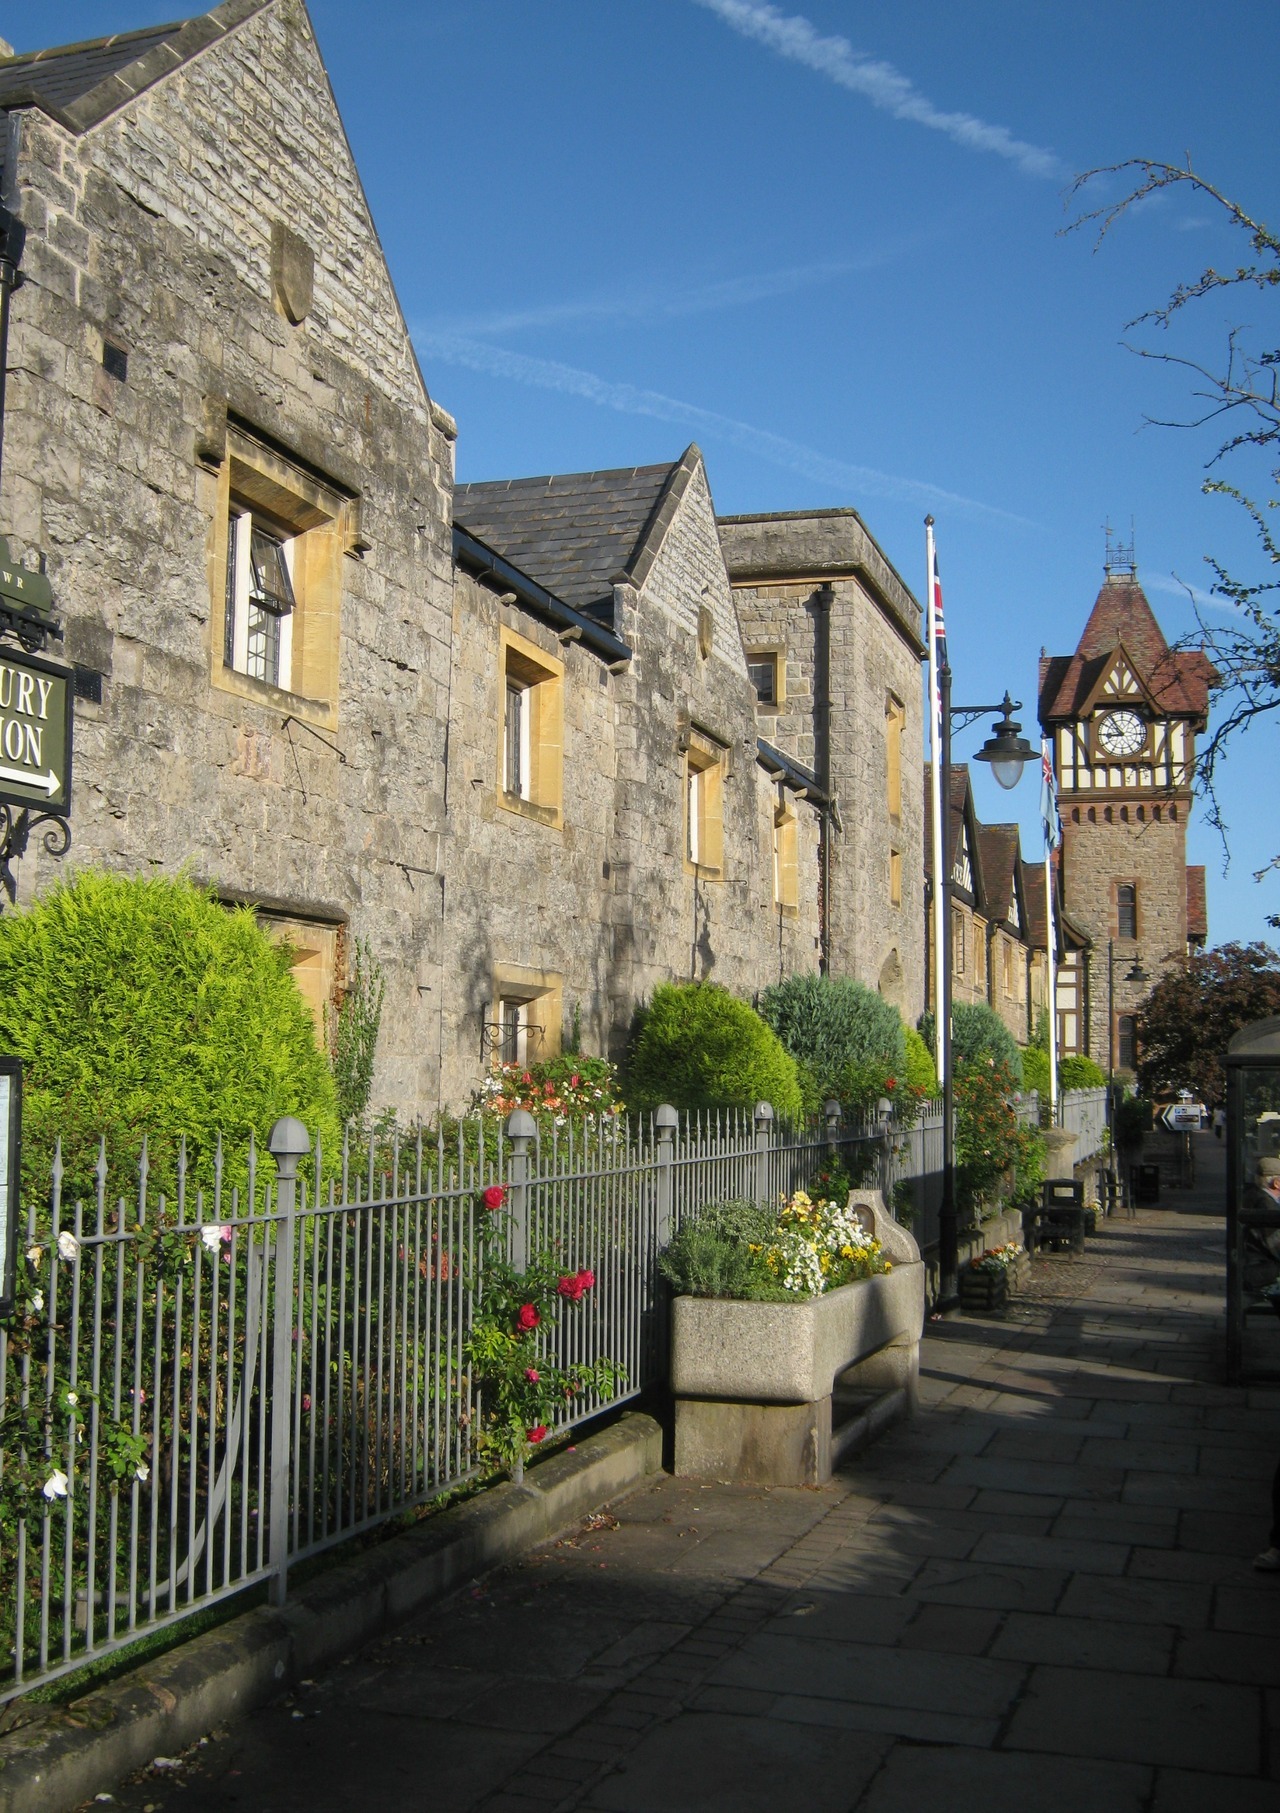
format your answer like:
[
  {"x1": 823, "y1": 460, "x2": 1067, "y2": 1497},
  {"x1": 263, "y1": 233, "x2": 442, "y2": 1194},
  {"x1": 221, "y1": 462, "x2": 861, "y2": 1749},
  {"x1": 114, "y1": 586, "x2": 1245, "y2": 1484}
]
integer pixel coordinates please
[{"x1": 0, "y1": 801, "x2": 71, "y2": 907}]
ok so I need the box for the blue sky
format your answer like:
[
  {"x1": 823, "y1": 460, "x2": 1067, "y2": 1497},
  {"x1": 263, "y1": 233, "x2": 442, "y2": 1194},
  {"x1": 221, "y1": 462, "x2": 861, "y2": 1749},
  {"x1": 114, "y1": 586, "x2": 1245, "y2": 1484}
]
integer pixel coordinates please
[{"x1": 15, "y1": 1, "x2": 1280, "y2": 945}]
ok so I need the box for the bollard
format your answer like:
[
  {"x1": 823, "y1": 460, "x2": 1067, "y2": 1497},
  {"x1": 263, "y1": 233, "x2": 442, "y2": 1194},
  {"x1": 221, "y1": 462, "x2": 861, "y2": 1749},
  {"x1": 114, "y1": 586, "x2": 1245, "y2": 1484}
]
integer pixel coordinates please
[
  {"x1": 504, "y1": 1109, "x2": 536, "y2": 1273},
  {"x1": 655, "y1": 1104, "x2": 678, "y2": 1247},
  {"x1": 754, "y1": 1100, "x2": 774, "y2": 1207},
  {"x1": 267, "y1": 1115, "x2": 311, "y2": 1608}
]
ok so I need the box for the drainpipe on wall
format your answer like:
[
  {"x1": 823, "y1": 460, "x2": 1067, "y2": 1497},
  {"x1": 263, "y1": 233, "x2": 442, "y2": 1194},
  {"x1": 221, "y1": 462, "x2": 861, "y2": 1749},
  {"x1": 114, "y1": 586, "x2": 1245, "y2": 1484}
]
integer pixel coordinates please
[
  {"x1": 814, "y1": 582, "x2": 835, "y2": 974},
  {"x1": 0, "y1": 114, "x2": 25, "y2": 503}
]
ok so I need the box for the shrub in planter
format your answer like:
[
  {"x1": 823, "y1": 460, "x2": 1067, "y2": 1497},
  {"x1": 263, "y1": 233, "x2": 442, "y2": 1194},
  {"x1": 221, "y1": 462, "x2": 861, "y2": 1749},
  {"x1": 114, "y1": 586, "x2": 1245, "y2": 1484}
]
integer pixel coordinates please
[
  {"x1": 758, "y1": 973, "x2": 905, "y2": 1102},
  {"x1": 953, "y1": 1003, "x2": 1023, "y2": 1085},
  {"x1": 0, "y1": 870, "x2": 340, "y2": 1197},
  {"x1": 659, "y1": 1191, "x2": 889, "y2": 1302},
  {"x1": 626, "y1": 982, "x2": 804, "y2": 1121}
]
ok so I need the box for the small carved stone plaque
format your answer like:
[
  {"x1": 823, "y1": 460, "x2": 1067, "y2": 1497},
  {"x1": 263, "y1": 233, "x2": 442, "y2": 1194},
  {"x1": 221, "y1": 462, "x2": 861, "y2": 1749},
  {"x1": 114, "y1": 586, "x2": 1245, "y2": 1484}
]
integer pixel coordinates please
[{"x1": 271, "y1": 220, "x2": 314, "y2": 325}]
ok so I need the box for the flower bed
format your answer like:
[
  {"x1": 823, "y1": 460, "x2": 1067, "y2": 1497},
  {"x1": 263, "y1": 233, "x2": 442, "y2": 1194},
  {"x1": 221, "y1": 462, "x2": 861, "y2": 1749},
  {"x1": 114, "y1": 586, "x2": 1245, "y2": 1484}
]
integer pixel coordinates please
[{"x1": 667, "y1": 1191, "x2": 924, "y2": 1487}]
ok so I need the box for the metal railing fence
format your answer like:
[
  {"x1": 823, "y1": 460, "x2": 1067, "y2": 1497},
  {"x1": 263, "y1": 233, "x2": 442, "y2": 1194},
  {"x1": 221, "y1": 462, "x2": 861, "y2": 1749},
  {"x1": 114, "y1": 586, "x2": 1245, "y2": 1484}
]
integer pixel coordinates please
[
  {"x1": 1059, "y1": 1086, "x2": 1108, "y2": 1163},
  {"x1": 0, "y1": 1102, "x2": 889, "y2": 1703},
  {"x1": 0, "y1": 1086, "x2": 1103, "y2": 1703}
]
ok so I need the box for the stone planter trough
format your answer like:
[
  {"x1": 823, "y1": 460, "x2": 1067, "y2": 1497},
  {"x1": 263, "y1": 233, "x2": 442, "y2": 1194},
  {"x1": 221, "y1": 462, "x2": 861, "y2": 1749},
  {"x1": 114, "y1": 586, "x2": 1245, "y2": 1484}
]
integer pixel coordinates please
[{"x1": 670, "y1": 1191, "x2": 924, "y2": 1487}]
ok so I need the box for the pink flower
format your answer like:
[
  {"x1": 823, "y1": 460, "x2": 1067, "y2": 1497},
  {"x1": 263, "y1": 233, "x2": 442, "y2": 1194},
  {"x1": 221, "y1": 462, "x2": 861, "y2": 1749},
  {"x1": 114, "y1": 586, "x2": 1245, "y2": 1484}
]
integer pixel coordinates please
[
  {"x1": 525, "y1": 1367, "x2": 540, "y2": 1383},
  {"x1": 570, "y1": 1074, "x2": 581, "y2": 1088},
  {"x1": 527, "y1": 1425, "x2": 548, "y2": 1444},
  {"x1": 482, "y1": 1185, "x2": 506, "y2": 1211},
  {"x1": 515, "y1": 1304, "x2": 540, "y2": 1332},
  {"x1": 301, "y1": 1395, "x2": 312, "y2": 1411}
]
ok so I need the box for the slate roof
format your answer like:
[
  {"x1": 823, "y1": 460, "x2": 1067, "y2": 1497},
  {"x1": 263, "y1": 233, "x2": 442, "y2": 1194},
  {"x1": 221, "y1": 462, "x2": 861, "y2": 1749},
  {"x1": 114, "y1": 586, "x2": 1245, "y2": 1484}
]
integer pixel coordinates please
[
  {"x1": 1187, "y1": 865, "x2": 1208, "y2": 942},
  {"x1": 1039, "y1": 574, "x2": 1218, "y2": 722},
  {"x1": 0, "y1": 2, "x2": 267, "y2": 133},
  {"x1": 977, "y1": 824, "x2": 1020, "y2": 926},
  {"x1": 454, "y1": 448, "x2": 698, "y2": 614},
  {"x1": 923, "y1": 764, "x2": 985, "y2": 902}
]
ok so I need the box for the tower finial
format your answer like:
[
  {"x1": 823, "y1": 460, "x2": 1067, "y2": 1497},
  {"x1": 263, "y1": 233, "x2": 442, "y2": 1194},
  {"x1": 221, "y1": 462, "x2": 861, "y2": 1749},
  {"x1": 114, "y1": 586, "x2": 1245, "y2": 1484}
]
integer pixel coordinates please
[{"x1": 1103, "y1": 518, "x2": 1136, "y2": 580}]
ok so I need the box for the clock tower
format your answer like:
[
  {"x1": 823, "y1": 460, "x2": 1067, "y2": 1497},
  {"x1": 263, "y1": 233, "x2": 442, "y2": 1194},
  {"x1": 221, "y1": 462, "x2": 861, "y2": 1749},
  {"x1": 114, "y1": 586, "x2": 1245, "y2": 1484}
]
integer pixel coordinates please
[{"x1": 1038, "y1": 548, "x2": 1217, "y2": 1073}]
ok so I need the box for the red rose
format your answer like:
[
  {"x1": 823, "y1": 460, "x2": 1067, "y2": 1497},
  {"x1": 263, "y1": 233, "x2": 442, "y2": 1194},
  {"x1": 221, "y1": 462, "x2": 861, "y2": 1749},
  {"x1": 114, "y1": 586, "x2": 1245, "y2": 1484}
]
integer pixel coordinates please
[
  {"x1": 482, "y1": 1184, "x2": 506, "y2": 1211},
  {"x1": 516, "y1": 1303, "x2": 540, "y2": 1332},
  {"x1": 576, "y1": 1269, "x2": 595, "y2": 1292},
  {"x1": 524, "y1": 1367, "x2": 540, "y2": 1383},
  {"x1": 886, "y1": 1077, "x2": 897, "y2": 1091},
  {"x1": 557, "y1": 1273, "x2": 587, "y2": 1301},
  {"x1": 527, "y1": 1425, "x2": 548, "y2": 1444},
  {"x1": 570, "y1": 1073, "x2": 580, "y2": 1088}
]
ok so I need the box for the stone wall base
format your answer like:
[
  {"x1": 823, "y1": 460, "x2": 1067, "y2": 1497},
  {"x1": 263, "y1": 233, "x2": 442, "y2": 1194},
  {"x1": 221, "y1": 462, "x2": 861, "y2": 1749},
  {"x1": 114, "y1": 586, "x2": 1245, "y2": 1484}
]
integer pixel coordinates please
[{"x1": 673, "y1": 1332, "x2": 918, "y2": 1488}]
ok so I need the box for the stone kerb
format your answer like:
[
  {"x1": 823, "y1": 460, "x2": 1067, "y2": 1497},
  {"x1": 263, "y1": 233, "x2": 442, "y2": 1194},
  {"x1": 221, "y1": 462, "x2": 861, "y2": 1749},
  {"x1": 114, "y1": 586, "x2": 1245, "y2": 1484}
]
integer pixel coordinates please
[{"x1": 671, "y1": 1190, "x2": 924, "y2": 1488}]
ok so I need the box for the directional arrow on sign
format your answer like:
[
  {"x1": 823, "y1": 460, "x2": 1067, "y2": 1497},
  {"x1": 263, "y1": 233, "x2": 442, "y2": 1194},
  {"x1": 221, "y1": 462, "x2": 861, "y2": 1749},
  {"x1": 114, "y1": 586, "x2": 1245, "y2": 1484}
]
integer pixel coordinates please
[
  {"x1": 1160, "y1": 1104, "x2": 1205, "y2": 1131},
  {"x1": 0, "y1": 763, "x2": 60, "y2": 796}
]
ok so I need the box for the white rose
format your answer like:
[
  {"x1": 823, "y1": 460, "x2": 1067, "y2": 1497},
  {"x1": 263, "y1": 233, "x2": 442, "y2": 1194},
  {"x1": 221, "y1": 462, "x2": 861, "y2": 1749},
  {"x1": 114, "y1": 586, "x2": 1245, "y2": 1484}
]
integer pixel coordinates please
[{"x1": 57, "y1": 1231, "x2": 79, "y2": 1262}]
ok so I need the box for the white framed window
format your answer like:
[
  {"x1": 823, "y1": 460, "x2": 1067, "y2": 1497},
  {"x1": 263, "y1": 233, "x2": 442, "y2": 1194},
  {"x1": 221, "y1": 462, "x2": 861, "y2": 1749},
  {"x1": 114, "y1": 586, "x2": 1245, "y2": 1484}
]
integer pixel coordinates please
[
  {"x1": 498, "y1": 628, "x2": 563, "y2": 823},
  {"x1": 225, "y1": 512, "x2": 297, "y2": 690}
]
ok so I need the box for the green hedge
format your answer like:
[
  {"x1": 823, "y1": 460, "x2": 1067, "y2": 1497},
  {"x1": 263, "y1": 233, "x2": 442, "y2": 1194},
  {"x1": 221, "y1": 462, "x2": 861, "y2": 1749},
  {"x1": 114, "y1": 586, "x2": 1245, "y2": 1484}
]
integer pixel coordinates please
[
  {"x1": 0, "y1": 870, "x2": 340, "y2": 1196},
  {"x1": 626, "y1": 982, "x2": 804, "y2": 1122},
  {"x1": 758, "y1": 973, "x2": 906, "y2": 1102},
  {"x1": 952, "y1": 1002, "x2": 1023, "y2": 1084}
]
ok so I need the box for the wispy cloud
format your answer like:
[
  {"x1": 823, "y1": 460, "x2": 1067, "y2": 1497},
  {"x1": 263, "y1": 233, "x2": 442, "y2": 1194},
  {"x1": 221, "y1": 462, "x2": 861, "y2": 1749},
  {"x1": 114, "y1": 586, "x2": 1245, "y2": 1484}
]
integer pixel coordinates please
[
  {"x1": 693, "y1": 0, "x2": 1065, "y2": 180},
  {"x1": 432, "y1": 256, "x2": 881, "y2": 339},
  {"x1": 1145, "y1": 572, "x2": 1235, "y2": 614},
  {"x1": 415, "y1": 329, "x2": 1034, "y2": 527}
]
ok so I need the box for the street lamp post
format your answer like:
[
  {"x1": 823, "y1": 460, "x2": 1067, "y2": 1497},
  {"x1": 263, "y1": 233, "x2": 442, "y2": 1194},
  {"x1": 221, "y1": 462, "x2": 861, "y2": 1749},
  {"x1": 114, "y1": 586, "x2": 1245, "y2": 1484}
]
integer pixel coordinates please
[
  {"x1": 1106, "y1": 938, "x2": 1149, "y2": 1184},
  {"x1": 937, "y1": 664, "x2": 1036, "y2": 1310}
]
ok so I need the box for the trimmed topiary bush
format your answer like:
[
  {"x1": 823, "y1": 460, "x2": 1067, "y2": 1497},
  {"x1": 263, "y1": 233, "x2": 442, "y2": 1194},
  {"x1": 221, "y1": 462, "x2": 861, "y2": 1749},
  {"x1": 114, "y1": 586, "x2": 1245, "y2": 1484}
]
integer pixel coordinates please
[
  {"x1": 626, "y1": 982, "x2": 804, "y2": 1122},
  {"x1": 1059, "y1": 1053, "x2": 1106, "y2": 1090},
  {"x1": 1021, "y1": 1045, "x2": 1050, "y2": 1099},
  {"x1": 952, "y1": 1002, "x2": 1023, "y2": 1085},
  {"x1": 903, "y1": 1025, "x2": 939, "y2": 1099},
  {"x1": 0, "y1": 870, "x2": 341, "y2": 1195},
  {"x1": 758, "y1": 972, "x2": 906, "y2": 1101}
]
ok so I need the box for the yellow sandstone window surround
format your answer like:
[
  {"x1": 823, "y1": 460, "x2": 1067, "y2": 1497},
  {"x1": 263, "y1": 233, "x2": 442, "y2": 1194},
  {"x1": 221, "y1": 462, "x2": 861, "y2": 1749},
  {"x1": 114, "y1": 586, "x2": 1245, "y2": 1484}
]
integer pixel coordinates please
[
  {"x1": 498, "y1": 626, "x2": 563, "y2": 826},
  {"x1": 885, "y1": 693, "x2": 905, "y2": 821},
  {"x1": 685, "y1": 730, "x2": 726, "y2": 877},
  {"x1": 488, "y1": 963, "x2": 563, "y2": 1067},
  {"x1": 774, "y1": 799, "x2": 799, "y2": 912},
  {"x1": 254, "y1": 910, "x2": 342, "y2": 1040},
  {"x1": 210, "y1": 427, "x2": 352, "y2": 728}
]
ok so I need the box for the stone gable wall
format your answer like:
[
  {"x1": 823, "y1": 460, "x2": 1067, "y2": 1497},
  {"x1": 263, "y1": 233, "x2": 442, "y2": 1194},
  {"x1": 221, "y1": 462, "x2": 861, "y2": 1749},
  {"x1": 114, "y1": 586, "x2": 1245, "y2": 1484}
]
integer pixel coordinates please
[{"x1": 2, "y1": 0, "x2": 456, "y2": 1116}]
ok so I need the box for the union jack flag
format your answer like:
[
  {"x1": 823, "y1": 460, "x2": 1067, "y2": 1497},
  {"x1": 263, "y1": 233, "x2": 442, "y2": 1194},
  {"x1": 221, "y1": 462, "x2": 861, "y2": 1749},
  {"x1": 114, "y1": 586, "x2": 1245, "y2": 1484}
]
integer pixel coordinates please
[{"x1": 1040, "y1": 738, "x2": 1060, "y2": 851}]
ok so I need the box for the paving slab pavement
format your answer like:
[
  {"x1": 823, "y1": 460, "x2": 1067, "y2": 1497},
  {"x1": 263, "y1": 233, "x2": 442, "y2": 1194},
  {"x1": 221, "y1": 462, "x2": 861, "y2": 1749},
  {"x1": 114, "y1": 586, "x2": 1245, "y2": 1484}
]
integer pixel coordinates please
[{"x1": 94, "y1": 1144, "x2": 1280, "y2": 1812}]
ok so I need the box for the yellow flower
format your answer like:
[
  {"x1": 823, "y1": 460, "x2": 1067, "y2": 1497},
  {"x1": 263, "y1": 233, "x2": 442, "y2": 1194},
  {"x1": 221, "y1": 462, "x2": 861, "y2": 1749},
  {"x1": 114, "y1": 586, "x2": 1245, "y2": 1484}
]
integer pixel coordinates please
[{"x1": 884, "y1": 1261, "x2": 893, "y2": 1271}]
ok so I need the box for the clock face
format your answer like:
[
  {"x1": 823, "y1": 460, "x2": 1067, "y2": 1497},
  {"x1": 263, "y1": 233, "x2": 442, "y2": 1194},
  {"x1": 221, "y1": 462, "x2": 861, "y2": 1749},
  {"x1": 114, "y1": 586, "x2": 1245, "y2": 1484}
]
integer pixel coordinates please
[{"x1": 1097, "y1": 709, "x2": 1146, "y2": 757}]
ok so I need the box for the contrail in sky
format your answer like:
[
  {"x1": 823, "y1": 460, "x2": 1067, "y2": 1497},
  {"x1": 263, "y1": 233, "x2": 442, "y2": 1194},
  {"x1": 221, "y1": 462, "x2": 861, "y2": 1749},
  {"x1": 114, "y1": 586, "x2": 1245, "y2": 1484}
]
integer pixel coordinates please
[
  {"x1": 693, "y1": 0, "x2": 1065, "y2": 180},
  {"x1": 436, "y1": 257, "x2": 868, "y2": 339},
  {"x1": 415, "y1": 330, "x2": 1034, "y2": 527}
]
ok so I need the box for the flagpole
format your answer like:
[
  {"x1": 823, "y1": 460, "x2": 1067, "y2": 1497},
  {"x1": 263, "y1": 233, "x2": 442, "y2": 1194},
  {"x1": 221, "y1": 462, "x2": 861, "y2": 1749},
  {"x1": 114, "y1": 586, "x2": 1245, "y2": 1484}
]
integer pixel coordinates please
[
  {"x1": 925, "y1": 516, "x2": 945, "y2": 1082},
  {"x1": 1040, "y1": 736, "x2": 1059, "y2": 1121}
]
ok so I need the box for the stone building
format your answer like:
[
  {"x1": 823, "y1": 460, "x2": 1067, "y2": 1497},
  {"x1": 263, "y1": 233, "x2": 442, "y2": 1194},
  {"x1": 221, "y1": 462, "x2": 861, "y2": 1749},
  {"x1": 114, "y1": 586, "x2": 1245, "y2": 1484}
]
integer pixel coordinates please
[
  {"x1": 0, "y1": 1, "x2": 926, "y2": 1117},
  {"x1": 923, "y1": 766, "x2": 1080, "y2": 1052},
  {"x1": 0, "y1": 0, "x2": 458, "y2": 1111},
  {"x1": 445, "y1": 449, "x2": 826, "y2": 1103},
  {"x1": 718, "y1": 511, "x2": 926, "y2": 1024},
  {"x1": 1039, "y1": 556, "x2": 1217, "y2": 1073}
]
